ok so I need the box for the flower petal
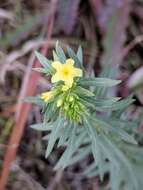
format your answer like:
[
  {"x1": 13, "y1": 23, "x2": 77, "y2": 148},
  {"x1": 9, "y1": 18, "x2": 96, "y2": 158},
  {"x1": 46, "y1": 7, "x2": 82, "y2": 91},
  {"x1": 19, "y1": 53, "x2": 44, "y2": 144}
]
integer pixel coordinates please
[
  {"x1": 66, "y1": 58, "x2": 74, "y2": 66},
  {"x1": 73, "y1": 68, "x2": 82, "y2": 77},
  {"x1": 51, "y1": 73, "x2": 61, "y2": 83},
  {"x1": 52, "y1": 61, "x2": 62, "y2": 70},
  {"x1": 64, "y1": 77, "x2": 73, "y2": 88}
]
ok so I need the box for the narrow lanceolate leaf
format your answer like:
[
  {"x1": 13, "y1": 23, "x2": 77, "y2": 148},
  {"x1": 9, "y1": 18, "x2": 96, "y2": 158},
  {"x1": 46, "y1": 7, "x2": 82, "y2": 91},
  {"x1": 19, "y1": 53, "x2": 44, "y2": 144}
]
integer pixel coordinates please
[
  {"x1": 94, "y1": 97, "x2": 121, "y2": 107},
  {"x1": 67, "y1": 46, "x2": 84, "y2": 69},
  {"x1": 68, "y1": 146, "x2": 91, "y2": 166},
  {"x1": 106, "y1": 97, "x2": 135, "y2": 111},
  {"x1": 55, "y1": 41, "x2": 66, "y2": 63},
  {"x1": 58, "y1": 129, "x2": 87, "y2": 168},
  {"x1": 30, "y1": 120, "x2": 58, "y2": 131},
  {"x1": 78, "y1": 77, "x2": 121, "y2": 87},
  {"x1": 45, "y1": 118, "x2": 64, "y2": 158},
  {"x1": 109, "y1": 162, "x2": 123, "y2": 190},
  {"x1": 54, "y1": 123, "x2": 77, "y2": 170},
  {"x1": 112, "y1": 95, "x2": 134, "y2": 117},
  {"x1": 95, "y1": 98, "x2": 135, "y2": 112},
  {"x1": 82, "y1": 97, "x2": 120, "y2": 108},
  {"x1": 76, "y1": 86, "x2": 95, "y2": 97},
  {"x1": 56, "y1": 124, "x2": 86, "y2": 169},
  {"x1": 83, "y1": 117, "x2": 105, "y2": 180},
  {"x1": 93, "y1": 118, "x2": 137, "y2": 145},
  {"x1": 53, "y1": 50, "x2": 60, "y2": 61},
  {"x1": 33, "y1": 67, "x2": 50, "y2": 74},
  {"x1": 84, "y1": 162, "x2": 109, "y2": 178},
  {"x1": 57, "y1": 122, "x2": 73, "y2": 147},
  {"x1": 100, "y1": 134, "x2": 139, "y2": 190},
  {"x1": 104, "y1": 118, "x2": 138, "y2": 130},
  {"x1": 23, "y1": 96, "x2": 44, "y2": 106},
  {"x1": 35, "y1": 51, "x2": 53, "y2": 73},
  {"x1": 83, "y1": 162, "x2": 97, "y2": 176},
  {"x1": 77, "y1": 45, "x2": 83, "y2": 64}
]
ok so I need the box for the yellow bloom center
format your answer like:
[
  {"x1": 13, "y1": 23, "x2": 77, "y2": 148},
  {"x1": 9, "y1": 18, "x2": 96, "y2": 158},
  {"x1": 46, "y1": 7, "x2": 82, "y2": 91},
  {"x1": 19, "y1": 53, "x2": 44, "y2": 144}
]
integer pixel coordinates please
[
  {"x1": 51, "y1": 59, "x2": 82, "y2": 88},
  {"x1": 41, "y1": 91, "x2": 54, "y2": 102}
]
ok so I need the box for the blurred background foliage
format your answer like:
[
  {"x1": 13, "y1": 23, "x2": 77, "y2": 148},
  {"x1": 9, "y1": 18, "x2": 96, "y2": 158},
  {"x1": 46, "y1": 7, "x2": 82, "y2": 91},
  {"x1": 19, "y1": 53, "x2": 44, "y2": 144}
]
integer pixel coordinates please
[{"x1": 0, "y1": 0, "x2": 143, "y2": 189}]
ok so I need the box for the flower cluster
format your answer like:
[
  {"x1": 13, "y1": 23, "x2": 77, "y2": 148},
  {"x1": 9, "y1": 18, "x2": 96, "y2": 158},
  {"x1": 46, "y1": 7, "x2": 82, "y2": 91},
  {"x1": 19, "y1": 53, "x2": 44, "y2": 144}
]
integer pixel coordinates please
[{"x1": 40, "y1": 57, "x2": 86, "y2": 122}]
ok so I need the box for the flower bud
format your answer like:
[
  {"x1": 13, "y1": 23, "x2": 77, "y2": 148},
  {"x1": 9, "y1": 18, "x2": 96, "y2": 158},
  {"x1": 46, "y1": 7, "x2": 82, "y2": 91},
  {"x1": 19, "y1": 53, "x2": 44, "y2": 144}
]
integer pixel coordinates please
[
  {"x1": 69, "y1": 96, "x2": 74, "y2": 102},
  {"x1": 57, "y1": 99, "x2": 63, "y2": 107}
]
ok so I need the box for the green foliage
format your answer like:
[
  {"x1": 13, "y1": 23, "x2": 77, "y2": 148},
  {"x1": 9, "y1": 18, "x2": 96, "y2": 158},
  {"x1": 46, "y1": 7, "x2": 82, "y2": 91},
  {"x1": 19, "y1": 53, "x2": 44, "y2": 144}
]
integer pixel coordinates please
[
  {"x1": 27, "y1": 43, "x2": 143, "y2": 190},
  {"x1": 67, "y1": 46, "x2": 84, "y2": 69},
  {"x1": 78, "y1": 77, "x2": 121, "y2": 87},
  {"x1": 34, "y1": 51, "x2": 54, "y2": 74}
]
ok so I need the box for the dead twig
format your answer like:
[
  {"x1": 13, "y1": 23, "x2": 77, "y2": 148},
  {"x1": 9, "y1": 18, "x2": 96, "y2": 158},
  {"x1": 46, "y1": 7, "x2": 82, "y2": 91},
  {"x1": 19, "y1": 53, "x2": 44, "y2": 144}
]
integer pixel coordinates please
[
  {"x1": 0, "y1": 38, "x2": 54, "y2": 82},
  {"x1": 0, "y1": 8, "x2": 14, "y2": 20},
  {"x1": 121, "y1": 34, "x2": 143, "y2": 59}
]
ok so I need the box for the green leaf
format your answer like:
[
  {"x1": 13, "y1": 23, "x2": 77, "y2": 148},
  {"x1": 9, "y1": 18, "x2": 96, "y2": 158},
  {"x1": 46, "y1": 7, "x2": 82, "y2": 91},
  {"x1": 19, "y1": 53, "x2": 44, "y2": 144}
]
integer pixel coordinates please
[
  {"x1": 55, "y1": 41, "x2": 66, "y2": 63},
  {"x1": 78, "y1": 77, "x2": 121, "y2": 87},
  {"x1": 67, "y1": 46, "x2": 83, "y2": 69},
  {"x1": 54, "y1": 123, "x2": 77, "y2": 169},
  {"x1": 30, "y1": 122, "x2": 53, "y2": 131},
  {"x1": 100, "y1": 134, "x2": 139, "y2": 190},
  {"x1": 45, "y1": 118, "x2": 64, "y2": 158},
  {"x1": 83, "y1": 162, "x2": 97, "y2": 176},
  {"x1": 121, "y1": 144, "x2": 143, "y2": 163},
  {"x1": 98, "y1": 135, "x2": 118, "y2": 167},
  {"x1": 109, "y1": 163, "x2": 123, "y2": 190},
  {"x1": 106, "y1": 97, "x2": 135, "y2": 111},
  {"x1": 93, "y1": 117, "x2": 137, "y2": 144},
  {"x1": 43, "y1": 103, "x2": 58, "y2": 122},
  {"x1": 58, "y1": 129, "x2": 87, "y2": 168},
  {"x1": 104, "y1": 117, "x2": 138, "y2": 131},
  {"x1": 57, "y1": 122, "x2": 73, "y2": 147},
  {"x1": 76, "y1": 86, "x2": 95, "y2": 97},
  {"x1": 77, "y1": 45, "x2": 83, "y2": 63},
  {"x1": 79, "y1": 98, "x2": 96, "y2": 109},
  {"x1": 83, "y1": 117, "x2": 105, "y2": 180},
  {"x1": 82, "y1": 97, "x2": 120, "y2": 108},
  {"x1": 53, "y1": 50, "x2": 60, "y2": 61},
  {"x1": 94, "y1": 97, "x2": 121, "y2": 108},
  {"x1": 35, "y1": 51, "x2": 53, "y2": 73},
  {"x1": 33, "y1": 67, "x2": 50, "y2": 74},
  {"x1": 84, "y1": 162, "x2": 109, "y2": 178},
  {"x1": 23, "y1": 96, "x2": 44, "y2": 106},
  {"x1": 68, "y1": 146, "x2": 91, "y2": 166}
]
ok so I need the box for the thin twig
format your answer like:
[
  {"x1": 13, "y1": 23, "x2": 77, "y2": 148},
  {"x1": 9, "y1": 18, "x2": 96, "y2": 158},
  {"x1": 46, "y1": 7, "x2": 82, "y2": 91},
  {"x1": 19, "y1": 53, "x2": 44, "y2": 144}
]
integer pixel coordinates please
[{"x1": 121, "y1": 34, "x2": 143, "y2": 59}]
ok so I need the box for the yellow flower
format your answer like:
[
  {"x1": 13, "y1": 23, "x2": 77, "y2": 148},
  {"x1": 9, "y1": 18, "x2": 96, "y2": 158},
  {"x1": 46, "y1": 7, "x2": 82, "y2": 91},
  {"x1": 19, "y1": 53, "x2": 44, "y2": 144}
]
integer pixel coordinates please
[
  {"x1": 51, "y1": 59, "x2": 82, "y2": 88},
  {"x1": 41, "y1": 91, "x2": 53, "y2": 102}
]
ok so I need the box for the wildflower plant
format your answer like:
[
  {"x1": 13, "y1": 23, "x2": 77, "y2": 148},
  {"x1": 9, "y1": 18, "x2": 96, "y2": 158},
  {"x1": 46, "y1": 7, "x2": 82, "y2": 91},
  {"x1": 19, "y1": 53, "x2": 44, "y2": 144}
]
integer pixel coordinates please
[{"x1": 26, "y1": 42, "x2": 143, "y2": 190}]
